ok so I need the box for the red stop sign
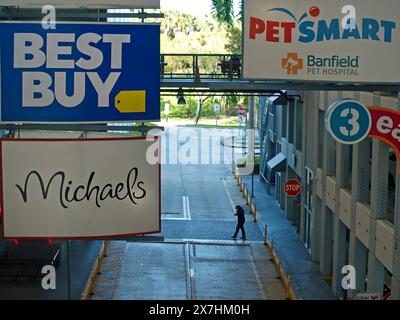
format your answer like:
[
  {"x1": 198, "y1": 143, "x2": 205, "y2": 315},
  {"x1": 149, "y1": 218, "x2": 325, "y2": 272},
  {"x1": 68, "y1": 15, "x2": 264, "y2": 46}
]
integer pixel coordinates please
[
  {"x1": 238, "y1": 107, "x2": 246, "y2": 116},
  {"x1": 284, "y1": 179, "x2": 302, "y2": 197}
]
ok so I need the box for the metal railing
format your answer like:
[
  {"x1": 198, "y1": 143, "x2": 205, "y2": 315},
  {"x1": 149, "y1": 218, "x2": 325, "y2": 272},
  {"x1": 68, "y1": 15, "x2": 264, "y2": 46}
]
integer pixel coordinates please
[{"x1": 161, "y1": 53, "x2": 242, "y2": 80}]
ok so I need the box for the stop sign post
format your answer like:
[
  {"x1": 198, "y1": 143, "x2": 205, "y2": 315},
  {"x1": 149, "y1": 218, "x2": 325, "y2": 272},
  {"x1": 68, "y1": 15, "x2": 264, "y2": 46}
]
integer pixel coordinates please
[{"x1": 284, "y1": 179, "x2": 302, "y2": 197}]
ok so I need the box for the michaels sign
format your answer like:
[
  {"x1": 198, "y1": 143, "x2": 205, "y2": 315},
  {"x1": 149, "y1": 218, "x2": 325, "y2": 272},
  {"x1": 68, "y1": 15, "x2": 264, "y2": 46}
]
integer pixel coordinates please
[
  {"x1": 244, "y1": 0, "x2": 400, "y2": 83},
  {"x1": 0, "y1": 22, "x2": 160, "y2": 123}
]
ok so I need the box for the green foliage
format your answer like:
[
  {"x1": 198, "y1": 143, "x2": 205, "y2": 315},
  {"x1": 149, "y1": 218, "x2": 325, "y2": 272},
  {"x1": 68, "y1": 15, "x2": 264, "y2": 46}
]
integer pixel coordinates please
[
  {"x1": 211, "y1": 0, "x2": 243, "y2": 27},
  {"x1": 161, "y1": 10, "x2": 228, "y2": 53},
  {"x1": 224, "y1": 25, "x2": 242, "y2": 54},
  {"x1": 161, "y1": 96, "x2": 215, "y2": 119},
  {"x1": 237, "y1": 156, "x2": 261, "y2": 174},
  {"x1": 211, "y1": 0, "x2": 235, "y2": 27},
  {"x1": 162, "y1": 94, "x2": 246, "y2": 120},
  {"x1": 237, "y1": 156, "x2": 260, "y2": 166}
]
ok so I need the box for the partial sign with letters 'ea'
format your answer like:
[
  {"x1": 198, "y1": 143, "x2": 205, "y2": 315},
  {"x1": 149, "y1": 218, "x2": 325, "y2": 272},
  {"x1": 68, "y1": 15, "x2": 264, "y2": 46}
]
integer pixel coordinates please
[
  {"x1": 0, "y1": 22, "x2": 160, "y2": 123},
  {"x1": 244, "y1": 0, "x2": 400, "y2": 83},
  {"x1": 326, "y1": 98, "x2": 400, "y2": 171},
  {"x1": 0, "y1": 137, "x2": 161, "y2": 239}
]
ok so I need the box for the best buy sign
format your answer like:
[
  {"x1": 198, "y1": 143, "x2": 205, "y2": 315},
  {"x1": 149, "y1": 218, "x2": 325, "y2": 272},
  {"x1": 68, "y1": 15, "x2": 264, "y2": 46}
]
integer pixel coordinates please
[{"x1": 0, "y1": 22, "x2": 160, "y2": 123}]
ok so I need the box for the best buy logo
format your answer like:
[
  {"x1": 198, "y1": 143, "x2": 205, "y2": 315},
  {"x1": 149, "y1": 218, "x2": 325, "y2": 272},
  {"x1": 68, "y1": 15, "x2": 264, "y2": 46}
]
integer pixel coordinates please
[{"x1": 14, "y1": 32, "x2": 146, "y2": 113}]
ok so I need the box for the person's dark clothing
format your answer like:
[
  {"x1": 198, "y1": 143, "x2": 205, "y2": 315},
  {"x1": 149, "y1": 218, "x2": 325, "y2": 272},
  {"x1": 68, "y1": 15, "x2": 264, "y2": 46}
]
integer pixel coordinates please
[
  {"x1": 235, "y1": 207, "x2": 245, "y2": 224},
  {"x1": 233, "y1": 224, "x2": 246, "y2": 238},
  {"x1": 233, "y1": 206, "x2": 246, "y2": 239}
]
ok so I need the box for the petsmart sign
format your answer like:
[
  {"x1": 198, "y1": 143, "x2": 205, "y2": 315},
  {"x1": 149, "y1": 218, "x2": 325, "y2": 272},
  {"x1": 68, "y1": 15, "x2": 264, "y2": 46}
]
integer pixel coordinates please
[
  {"x1": 0, "y1": 137, "x2": 161, "y2": 239},
  {"x1": 244, "y1": 0, "x2": 400, "y2": 83},
  {"x1": 0, "y1": 22, "x2": 160, "y2": 123}
]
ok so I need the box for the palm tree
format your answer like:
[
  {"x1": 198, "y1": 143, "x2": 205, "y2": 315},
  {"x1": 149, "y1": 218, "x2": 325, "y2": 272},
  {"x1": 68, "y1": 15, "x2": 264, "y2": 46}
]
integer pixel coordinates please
[{"x1": 211, "y1": 0, "x2": 242, "y2": 27}]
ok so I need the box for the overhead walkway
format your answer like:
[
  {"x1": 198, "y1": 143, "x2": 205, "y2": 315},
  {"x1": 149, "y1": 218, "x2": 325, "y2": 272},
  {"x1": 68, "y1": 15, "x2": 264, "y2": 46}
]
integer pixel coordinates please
[{"x1": 160, "y1": 54, "x2": 400, "y2": 93}]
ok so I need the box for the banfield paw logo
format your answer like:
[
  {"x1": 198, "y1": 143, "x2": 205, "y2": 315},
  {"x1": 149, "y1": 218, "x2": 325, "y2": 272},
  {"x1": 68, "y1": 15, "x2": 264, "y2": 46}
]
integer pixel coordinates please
[{"x1": 282, "y1": 53, "x2": 303, "y2": 75}]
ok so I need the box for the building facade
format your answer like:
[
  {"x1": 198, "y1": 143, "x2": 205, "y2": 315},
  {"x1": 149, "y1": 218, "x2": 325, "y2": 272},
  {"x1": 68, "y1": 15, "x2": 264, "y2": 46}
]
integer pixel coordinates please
[{"x1": 259, "y1": 90, "x2": 400, "y2": 300}]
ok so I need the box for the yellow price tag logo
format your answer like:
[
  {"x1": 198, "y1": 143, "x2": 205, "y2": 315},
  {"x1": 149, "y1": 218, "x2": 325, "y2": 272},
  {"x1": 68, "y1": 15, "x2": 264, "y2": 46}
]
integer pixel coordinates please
[{"x1": 115, "y1": 90, "x2": 146, "y2": 113}]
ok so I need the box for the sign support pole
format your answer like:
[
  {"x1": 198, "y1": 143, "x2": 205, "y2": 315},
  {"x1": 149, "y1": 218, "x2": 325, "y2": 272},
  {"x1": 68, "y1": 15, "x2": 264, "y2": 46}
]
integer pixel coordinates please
[
  {"x1": 232, "y1": 136, "x2": 234, "y2": 172},
  {"x1": 249, "y1": 95, "x2": 255, "y2": 198}
]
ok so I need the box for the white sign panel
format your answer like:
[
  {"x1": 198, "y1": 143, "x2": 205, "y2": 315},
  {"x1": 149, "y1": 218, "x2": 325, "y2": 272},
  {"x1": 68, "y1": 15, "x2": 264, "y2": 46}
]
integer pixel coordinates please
[
  {"x1": 0, "y1": 137, "x2": 160, "y2": 239},
  {"x1": 0, "y1": 1, "x2": 160, "y2": 8},
  {"x1": 355, "y1": 293, "x2": 380, "y2": 300},
  {"x1": 244, "y1": 0, "x2": 400, "y2": 83}
]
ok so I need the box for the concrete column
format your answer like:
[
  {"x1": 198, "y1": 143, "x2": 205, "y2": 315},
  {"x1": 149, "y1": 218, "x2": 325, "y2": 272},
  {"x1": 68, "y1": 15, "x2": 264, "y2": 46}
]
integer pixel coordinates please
[
  {"x1": 395, "y1": 169, "x2": 400, "y2": 236},
  {"x1": 366, "y1": 253, "x2": 385, "y2": 298},
  {"x1": 391, "y1": 276, "x2": 400, "y2": 300},
  {"x1": 336, "y1": 144, "x2": 352, "y2": 189},
  {"x1": 333, "y1": 142, "x2": 347, "y2": 227},
  {"x1": 299, "y1": 207, "x2": 306, "y2": 242},
  {"x1": 285, "y1": 100, "x2": 290, "y2": 141},
  {"x1": 352, "y1": 139, "x2": 371, "y2": 205},
  {"x1": 311, "y1": 196, "x2": 322, "y2": 262},
  {"x1": 299, "y1": 93, "x2": 309, "y2": 244},
  {"x1": 248, "y1": 95, "x2": 255, "y2": 130},
  {"x1": 286, "y1": 198, "x2": 295, "y2": 221},
  {"x1": 395, "y1": 95, "x2": 400, "y2": 237},
  {"x1": 293, "y1": 98, "x2": 298, "y2": 150},
  {"x1": 310, "y1": 92, "x2": 321, "y2": 262},
  {"x1": 332, "y1": 217, "x2": 347, "y2": 296},
  {"x1": 370, "y1": 140, "x2": 389, "y2": 219},
  {"x1": 336, "y1": 143, "x2": 346, "y2": 188},
  {"x1": 322, "y1": 134, "x2": 336, "y2": 177},
  {"x1": 319, "y1": 122, "x2": 335, "y2": 275},
  {"x1": 348, "y1": 232, "x2": 367, "y2": 299},
  {"x1": 320, "y1": 205, "x2": 333, "y2": 275}
]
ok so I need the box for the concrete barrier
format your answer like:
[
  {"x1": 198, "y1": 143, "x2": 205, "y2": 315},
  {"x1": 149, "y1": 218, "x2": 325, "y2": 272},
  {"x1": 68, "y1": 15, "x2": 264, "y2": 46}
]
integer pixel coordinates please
[
  {"x1": 81, "y1": 240, "x2": 109, "y2": 300},
  {"x1": 266, "y1": 238, "x2": 298, "y2": 300},
  {"x1": 263, "y1": 224, "x2": 267, "y2": 245},
  {"x1": 250, "y1": 202, "x2": 257, "y2": 222}
]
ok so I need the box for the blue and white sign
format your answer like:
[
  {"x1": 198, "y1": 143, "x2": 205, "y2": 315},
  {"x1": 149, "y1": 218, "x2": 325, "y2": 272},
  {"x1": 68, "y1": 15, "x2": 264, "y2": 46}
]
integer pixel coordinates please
[
  {"x1": 244, "y1": 0, "x2": 400, "y2": 83},
  {"x1": 0, "y1": 22, "x2": 160, "y2": 123},
  {"x1": 325, "y1": 99, "x2": 372, "y2": 144}
]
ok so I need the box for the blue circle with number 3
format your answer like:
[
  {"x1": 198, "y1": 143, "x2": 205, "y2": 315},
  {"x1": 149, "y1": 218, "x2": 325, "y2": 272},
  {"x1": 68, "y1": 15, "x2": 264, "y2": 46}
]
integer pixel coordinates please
[{"x1": 326, "y1": 99, "x2": 372, "y2": 144}]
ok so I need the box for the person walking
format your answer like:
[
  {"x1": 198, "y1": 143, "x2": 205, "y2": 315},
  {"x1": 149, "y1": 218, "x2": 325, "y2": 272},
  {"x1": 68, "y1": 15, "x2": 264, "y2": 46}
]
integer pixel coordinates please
[{"x1": 232, "y1": 205, "x2": 246, "y2": 240}]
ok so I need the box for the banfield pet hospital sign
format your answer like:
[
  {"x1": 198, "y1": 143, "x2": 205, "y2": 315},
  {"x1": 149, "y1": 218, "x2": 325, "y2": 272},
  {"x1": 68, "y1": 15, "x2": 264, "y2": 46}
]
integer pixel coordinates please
[
  {"x1": 244, "y1": 0, "x2": 400, "y2": 83},
  {"x1": 0, "y1": 22, "x2": 160, "y2": 123}
]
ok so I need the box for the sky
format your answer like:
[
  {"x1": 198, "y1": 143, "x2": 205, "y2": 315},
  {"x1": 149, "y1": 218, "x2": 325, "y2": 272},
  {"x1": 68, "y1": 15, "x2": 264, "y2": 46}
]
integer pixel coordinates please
[{"x1": 160, "y1": 0, "x2": 240, "y2": 17}]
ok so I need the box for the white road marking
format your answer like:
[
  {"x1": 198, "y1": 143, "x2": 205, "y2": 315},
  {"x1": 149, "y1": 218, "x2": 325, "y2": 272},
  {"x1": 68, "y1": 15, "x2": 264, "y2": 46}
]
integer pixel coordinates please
[
  {"x1": 222, "y1": 178, "x2": 236, "y2": 214},
  {"x1": 161, "y1": 196, "x2": 191, "y2": 220},
  {"x1": 182, "y1": 196, "x2": 188, "y2": 220},
  {"x1": 185, "y1": 196, "x2": 191, "y2": 220},
  {"x1": 162, "y1": 216, "x2": 187, "y2": 220}
]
